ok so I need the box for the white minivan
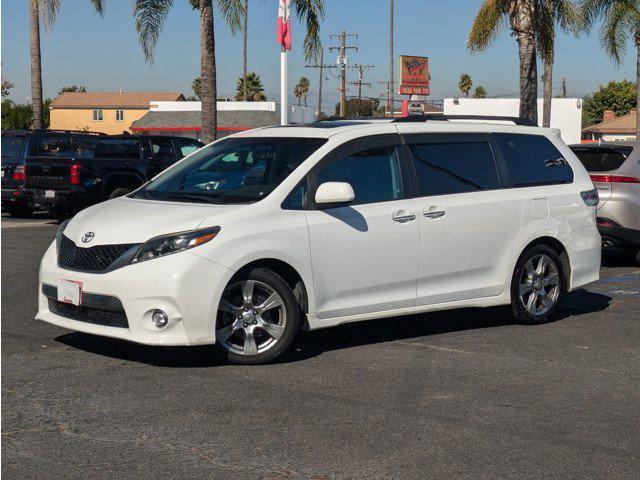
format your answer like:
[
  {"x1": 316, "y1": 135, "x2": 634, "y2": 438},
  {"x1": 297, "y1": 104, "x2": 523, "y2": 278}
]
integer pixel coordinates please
[{"x1": 37, "y1": 117, "x2": 601, "y2": 364}]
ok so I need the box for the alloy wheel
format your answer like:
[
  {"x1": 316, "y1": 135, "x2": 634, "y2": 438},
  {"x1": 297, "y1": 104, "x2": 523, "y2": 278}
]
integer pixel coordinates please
[
  {"x1": 518, "y1": 253, "x2": 561, "y2": 316},
  {"x1": 216, "y1": 280, "x2": 287, "y2": 356}
]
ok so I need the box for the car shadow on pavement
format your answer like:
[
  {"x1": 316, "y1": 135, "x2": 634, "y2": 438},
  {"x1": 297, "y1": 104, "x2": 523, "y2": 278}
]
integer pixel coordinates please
[
  {"x1": 601, "y1": 248, "x2": 640, "y2": 268},
  {"x1": 54, "y1": 289, "x2": 611, "y2": 368}
]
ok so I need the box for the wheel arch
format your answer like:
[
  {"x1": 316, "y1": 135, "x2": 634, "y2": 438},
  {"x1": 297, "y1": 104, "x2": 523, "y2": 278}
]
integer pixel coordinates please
[
  {"x1": 231, "y1": 258, "x2": 310, "y2": 318},
  {"x1": 513, "y1": 236, "x2": 571, "y2": 291},
  {"x1": 102, "y1": 173, "x2": 145, "y2": 199}
]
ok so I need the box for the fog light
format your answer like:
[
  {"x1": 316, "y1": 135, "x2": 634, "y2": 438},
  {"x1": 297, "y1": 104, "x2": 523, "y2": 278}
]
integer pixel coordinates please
[{"x1": 151, "y1": 309, "x2": 169, "y2": 328}]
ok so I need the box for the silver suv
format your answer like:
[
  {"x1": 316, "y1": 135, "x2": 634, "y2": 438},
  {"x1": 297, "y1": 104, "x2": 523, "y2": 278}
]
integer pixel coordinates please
[{"x1": 570, "y1": 142, "x2": 640, "y2": 261}]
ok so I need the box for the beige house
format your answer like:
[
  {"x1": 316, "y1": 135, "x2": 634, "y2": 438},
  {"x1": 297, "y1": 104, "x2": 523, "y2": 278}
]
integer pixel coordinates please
[
  {"x1": 49, "y1": 92, "x2": 185, "y2": 134},
  {"x1": 583, "y1": 109, "x2": 638, "y2": 141}
]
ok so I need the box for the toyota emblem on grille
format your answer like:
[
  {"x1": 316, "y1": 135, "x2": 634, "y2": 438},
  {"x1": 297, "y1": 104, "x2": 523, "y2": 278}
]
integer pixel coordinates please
[{"x1": 81, "y1": 232, "x2": 95, "y2": 243}]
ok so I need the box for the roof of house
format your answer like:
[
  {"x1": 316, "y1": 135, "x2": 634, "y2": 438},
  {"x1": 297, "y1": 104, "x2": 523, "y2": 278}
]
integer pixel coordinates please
[
  {"x1": 584, "y1": 110, "x2": 637, "y2": 133},
  {"x1": 51, "y1": 92, "x2": 185, "y2": 109},
  {"x1": 130, "y1": 110, "x2": 278, "y2": 132}
]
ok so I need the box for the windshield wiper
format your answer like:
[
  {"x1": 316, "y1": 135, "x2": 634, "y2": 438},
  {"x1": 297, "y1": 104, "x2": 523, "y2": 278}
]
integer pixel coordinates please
[{"x1": 162, "y1": 192, "x2": 220, "y2": 204}]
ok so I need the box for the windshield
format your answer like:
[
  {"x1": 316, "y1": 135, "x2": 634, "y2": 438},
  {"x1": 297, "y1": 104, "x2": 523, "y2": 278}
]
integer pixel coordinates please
[
  {"x1": 572, "y1": 147, "x2": 632, "y2": 172},
  {"x1": 133, "y1": 137, "x2": 326, "y2": 204},
  {"x1": 2, "y1": 135, "x2": 25, "y2": 159}
]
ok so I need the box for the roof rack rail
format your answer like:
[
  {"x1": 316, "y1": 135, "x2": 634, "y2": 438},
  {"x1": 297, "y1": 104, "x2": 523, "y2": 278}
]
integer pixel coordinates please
[
  {"x1": 392, "y1": 114, "x2": 537, "y2": 127},
  {"x1": 30, "y1": 129, "x2": 107, "y2": 136}
]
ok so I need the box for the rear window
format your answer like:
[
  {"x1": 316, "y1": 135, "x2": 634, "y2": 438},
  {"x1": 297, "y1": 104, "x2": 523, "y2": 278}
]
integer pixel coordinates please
[
  {"x1": 1, "y1": 135, "x2": 25, "y2": 158},
  {"x1": 494, "y1": 133, "x2": 573, "y2": 187},
  {"x1": 570, "y1": 147, "x2": 631, "y2": 172},
  {"x1": 29, "y1": 133, "x2": 70, "y2": 157}
]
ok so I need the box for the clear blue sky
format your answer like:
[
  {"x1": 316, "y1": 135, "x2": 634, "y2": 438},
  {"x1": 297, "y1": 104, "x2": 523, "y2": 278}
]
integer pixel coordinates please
[{"x1": 1, "y1": 0, "x2": 636, "y2": 111}]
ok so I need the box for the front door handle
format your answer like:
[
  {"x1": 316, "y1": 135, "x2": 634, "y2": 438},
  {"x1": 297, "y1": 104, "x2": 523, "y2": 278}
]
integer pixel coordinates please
[
  {"x1": 392, "y1": 210, "x2": 416, "y2": 223},
  {"x1": 424, "y1": 210, "x2": 445, "y2": 219}
]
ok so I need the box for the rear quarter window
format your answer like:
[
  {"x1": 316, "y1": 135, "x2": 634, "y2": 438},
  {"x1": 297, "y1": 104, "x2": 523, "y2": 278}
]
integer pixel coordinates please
[{"x1": 493, "y1": 133, "x2": 573, "y2": 187}]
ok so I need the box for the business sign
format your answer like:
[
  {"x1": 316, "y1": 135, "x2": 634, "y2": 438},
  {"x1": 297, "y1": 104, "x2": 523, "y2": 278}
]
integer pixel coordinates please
[{"x1": 398, "y1": 55, "x2": 430, "y2": 95}]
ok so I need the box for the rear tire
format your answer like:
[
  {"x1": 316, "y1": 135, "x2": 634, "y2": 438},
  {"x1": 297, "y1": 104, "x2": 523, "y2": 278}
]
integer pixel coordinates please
[
  {"x1": 108, "y1": 188, "x2": 132, "y2": 199},
  {"x1": 511, "y1": 245, "x2": 565, "y2": 325},
  {"x1": 214, "y1": 268, "x2": 299, "y2": 365}
]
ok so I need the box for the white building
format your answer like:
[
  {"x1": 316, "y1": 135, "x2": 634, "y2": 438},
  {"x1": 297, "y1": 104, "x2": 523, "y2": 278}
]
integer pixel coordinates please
[{"x1": 443, "y1": 98, "x2": 583, "y2": 145}]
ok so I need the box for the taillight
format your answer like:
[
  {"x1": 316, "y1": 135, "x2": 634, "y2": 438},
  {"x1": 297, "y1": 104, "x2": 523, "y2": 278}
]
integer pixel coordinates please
[
  {"x1": 70, "y1": 164, "x2": 81, "y2": 185},
  {"x1": 12, "y1": 165, "x2": 26, "y2": 182},
  {"x1": 589, "y1": 174, "x2": 640, "y2": 183},
  {"x1": 580, "y1": 188, "x2": 599, "y2": 206}
]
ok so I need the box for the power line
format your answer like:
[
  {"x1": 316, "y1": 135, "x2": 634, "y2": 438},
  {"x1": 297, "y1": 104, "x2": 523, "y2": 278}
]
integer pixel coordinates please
[{"x1": 348, "y1": 64, "x2": 375, "y2": 115}]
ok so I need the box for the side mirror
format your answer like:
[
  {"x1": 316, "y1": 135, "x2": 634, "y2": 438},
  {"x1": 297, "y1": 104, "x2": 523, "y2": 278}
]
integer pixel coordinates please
[{"x1": 315, "y1": 182, "x2": 355, "y2": 205}]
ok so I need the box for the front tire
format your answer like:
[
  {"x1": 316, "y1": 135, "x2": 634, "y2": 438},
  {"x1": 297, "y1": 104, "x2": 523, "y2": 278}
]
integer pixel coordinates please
[
  {"x1": 511, "y1": 245, "x2": 565, "y2": 325},
  {"x1": 214, "y1": 268, "x2": 300, "y2": 364}
]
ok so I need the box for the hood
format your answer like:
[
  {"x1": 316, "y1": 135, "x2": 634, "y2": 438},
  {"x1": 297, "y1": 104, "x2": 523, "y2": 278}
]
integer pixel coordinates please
[{"x1": 64, "y1": 196, "x2": 246, "y2": 246}]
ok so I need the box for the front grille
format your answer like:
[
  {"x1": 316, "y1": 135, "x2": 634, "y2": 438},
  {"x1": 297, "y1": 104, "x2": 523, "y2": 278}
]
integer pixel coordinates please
[
  {"x1": 58, "y1": 235, "x2": 138, "y2": 273},
  {"x1": 48, "y1": 298, "x2": 129, "y2": 328}
]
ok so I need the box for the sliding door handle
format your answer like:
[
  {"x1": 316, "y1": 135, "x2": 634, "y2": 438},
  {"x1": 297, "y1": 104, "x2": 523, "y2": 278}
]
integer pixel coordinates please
[
  {"x1": 392, "y1": 210, "x2": 416, "y2": 223},
  {"x1": 424, "y1": 210, "x2": 445, "y2": 219}
]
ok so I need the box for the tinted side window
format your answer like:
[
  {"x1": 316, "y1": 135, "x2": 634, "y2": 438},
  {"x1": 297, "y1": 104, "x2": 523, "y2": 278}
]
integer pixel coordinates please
[
  {"x1": 316, "y1": 146, "x2": 404, "y2": 205},
  {"x1": 30, "y1": 133, "x2": 70, "y2": 157},
  {"x1": 410, "y1": 141, "x2": 499, "y2": 196},
  {"x1": 150, "y1": 138, "x2": 176, "y2": 163},
  {"x1": 93, "y1": 139, "x2": 141, "y2": 159},
  {"x1": 174, "y1": 138, "x2": 201, "y2": 158},
  {"x1": 494, "y1": 133, "x2": 573, "y2": 186}
]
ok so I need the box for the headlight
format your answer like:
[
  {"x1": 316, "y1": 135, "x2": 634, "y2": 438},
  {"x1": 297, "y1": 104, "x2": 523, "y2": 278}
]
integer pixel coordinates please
[{"x1": 131, "y1": 227, "x2": 220, "y2": 264}]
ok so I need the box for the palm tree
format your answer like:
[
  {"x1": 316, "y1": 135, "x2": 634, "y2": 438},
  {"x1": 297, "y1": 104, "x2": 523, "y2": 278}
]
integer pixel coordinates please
[
  {"x1": 583, "y1": 0, "x2": 640, "y2": 137},
  {"x1": 458, "y1": 74, "x2": 473, "y2": 98},
  {"x1": 235, "y1": 72, "x2": 266, "y2": 101},
  {"x1": 29, "y1": 1, "x2": 103, "y2": 129},
  {"x1": 537, "y1": 1, "x2": 582, "y2": 127},
  {"x1": 97, "y1": 0, "x2": 242, "y2": 143},
  {"x1": 473, "y1": 85, "x2": 488, "y2": 98},
  {"x1": 294, "y1": 77, "x2": 310, "y2": 106},
  {"x1": 468, "y1": 0, "x2": 539, "y2": 123}
]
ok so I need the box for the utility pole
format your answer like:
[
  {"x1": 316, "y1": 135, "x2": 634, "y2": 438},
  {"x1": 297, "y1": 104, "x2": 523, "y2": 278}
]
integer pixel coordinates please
[
  {"x1": 389, "y1": 0, "x2": 395, "y2": 117},
  {"x1": 330, "y1": 31, "x2": 358, "y2": 117},
  {"x1": 562, "y1": 77, "x2": 567, "y2": 98},
  {"x1": 306, "y1": 47, "x2": 339, "y2": 118},
  {"x1": 349, "y1": 64, "x2": 374, "y2": 116}
]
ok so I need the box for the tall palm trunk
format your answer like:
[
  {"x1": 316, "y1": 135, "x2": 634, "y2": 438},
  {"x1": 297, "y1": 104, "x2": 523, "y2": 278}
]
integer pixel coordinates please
[
  {"x1": 542, "y1": 28, "x2": 554, "y2": 128},
  {"x1": 29, "y1": 0, "x2": 43, "y2": 130},
  {"x1": 242, "y1": 0, "x2": 247, "y2": 102},
  {"x1": 513, "y1": 0, "x2": 538, "y2": 124},
  {"x1": 636, "y1": 32, "x2": 640, "y2": 138},
  {"x1": 200, "y1": 0, "x2": 217, "y2": 143}
]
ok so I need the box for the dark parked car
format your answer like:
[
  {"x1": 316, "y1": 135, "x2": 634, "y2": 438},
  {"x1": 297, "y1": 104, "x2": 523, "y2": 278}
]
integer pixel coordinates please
[
  {"x1": 24, "y1": 132, "x2": 204, "y2": 218},
  {"x1": 2, "y1": 130, "x2": 31, "y2": 216}
]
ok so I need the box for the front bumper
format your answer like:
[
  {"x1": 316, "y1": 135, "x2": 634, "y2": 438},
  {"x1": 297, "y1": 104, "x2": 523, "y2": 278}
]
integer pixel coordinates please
[{"x1": 36, "y1": 242, "x2": 234, "y2": 346}]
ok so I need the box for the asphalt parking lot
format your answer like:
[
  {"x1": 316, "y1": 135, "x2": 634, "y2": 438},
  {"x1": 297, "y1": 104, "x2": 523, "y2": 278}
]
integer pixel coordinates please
[{"x1": 2, "y1": 214, "x2": 639, "y2": 479}]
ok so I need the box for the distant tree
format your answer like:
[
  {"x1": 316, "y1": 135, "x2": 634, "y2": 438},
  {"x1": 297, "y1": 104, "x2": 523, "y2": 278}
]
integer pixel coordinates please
[
  {"x1": 191, "y1": 77, "x2": 202, "y2": 99},
  {"x1": 294, "y1": 77, "x2": 310, "y2": 106},
  {"x1": 582, "y1": 80, "x2": 637, "y2": 127},
  {"x1": 458, "y1": 74, "x2": 473, "y2": 98},
  {"x1": 1, "y1": 74, "x2": 13, "y2": 97},
  {"x1": 473, "y1": 85, "x2": 488, "y2": 98},
  {"x1": 57, "y1": 85, "x2": 86, "y2": 96},
  {"x1": 583, "y1": 0, "x2": 640, "y2": 136},
  {"x1": 235, "y1": 72, "x2": 266, "y2": 101},
  {"x1": 335, "y1": 98, "x2": 380, "y2": 117}
]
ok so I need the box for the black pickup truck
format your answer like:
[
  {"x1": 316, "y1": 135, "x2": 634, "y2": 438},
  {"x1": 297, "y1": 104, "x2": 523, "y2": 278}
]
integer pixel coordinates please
[{"x1": 24, "y1": 132, "x2": 204, "y2": 218}]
